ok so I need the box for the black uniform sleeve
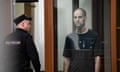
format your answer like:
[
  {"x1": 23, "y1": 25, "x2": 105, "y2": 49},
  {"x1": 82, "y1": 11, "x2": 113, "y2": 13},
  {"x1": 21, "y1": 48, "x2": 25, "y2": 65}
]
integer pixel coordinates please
[
  {"x1": 63, "y1": 36, "x2": 72, "y2": 57},
  {"x1": 26, "y1": 36, "x2": 41, "y2": 72},
  {"x1": 94, "y1": 36, "x2": 104, "y2": 57}
]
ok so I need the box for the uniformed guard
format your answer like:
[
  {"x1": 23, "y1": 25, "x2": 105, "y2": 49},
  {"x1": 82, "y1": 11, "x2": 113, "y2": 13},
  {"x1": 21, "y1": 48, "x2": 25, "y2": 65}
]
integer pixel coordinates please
[{"x1": 4, "y1": 14, "x2": 41, "y2": 72}]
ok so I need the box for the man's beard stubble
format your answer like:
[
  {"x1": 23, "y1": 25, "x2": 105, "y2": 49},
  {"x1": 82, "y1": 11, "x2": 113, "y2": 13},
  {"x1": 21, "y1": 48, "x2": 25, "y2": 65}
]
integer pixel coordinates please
[{"x1": 75, "y1": 23, "x2": 85, "y2": 30}]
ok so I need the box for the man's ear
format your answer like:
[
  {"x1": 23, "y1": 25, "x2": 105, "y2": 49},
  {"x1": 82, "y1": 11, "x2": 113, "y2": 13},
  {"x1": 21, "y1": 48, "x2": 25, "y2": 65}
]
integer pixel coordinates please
[
  {"x1": 84, "y1": 16, "x2": 87, "y2": 20},
  {"x1": 83, "y1": 16, "x2": 87, "y2": 22}
]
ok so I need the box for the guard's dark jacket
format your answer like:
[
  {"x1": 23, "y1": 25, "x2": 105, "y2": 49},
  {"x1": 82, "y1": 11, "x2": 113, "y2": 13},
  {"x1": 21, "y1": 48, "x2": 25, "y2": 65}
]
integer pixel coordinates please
[{"x1": 4, "y1": 28, "x2": 41, "y2": 72}]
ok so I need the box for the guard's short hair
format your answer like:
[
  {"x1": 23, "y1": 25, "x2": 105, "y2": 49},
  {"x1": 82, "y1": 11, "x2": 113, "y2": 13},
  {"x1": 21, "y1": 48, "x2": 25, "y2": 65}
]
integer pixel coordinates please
[
  {"x1": 74, "y1": 8, "x2": 86, "y2": 16},
  {"x1": 14, "y1": 14, "x2": 32, "y2": 25}
]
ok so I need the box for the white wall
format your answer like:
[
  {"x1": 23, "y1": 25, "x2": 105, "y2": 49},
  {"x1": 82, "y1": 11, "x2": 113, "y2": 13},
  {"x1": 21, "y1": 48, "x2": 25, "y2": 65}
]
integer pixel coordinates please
[
  {"x1": 57, "y1": 0, "x2": 72, "y2": 71},
  {"x1": 79, "y1": 0, "x2": 92, "y2": 29},
  {"x1": 0, "y1": 0, "x2": 12, "y2": 72},
  {"x1": 34, "y1": 0, "x2": 45, "y2": 71}
]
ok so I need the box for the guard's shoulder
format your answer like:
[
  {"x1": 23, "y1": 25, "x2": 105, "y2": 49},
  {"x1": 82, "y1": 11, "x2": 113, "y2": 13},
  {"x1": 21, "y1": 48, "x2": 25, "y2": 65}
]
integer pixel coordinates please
[{"x1": 18, "y1": 30, "x2": 31, "y2": 37}]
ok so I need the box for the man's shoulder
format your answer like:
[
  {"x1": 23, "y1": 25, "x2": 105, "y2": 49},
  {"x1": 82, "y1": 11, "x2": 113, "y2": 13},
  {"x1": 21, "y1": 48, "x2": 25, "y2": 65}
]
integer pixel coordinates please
[
  {"x1": 66, "y1": 32, "x2": 79, "y2": 41},
  {"x1": 88, "y1": 29, "x2": 98, "y2": 37},
  {"x1": 67, "y1": 32, "x2": 77, "y2": 37}
]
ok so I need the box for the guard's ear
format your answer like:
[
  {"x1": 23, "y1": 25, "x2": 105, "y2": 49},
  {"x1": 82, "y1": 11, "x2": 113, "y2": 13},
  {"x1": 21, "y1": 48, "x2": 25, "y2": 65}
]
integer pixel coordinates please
[{"x1": 20, "y1": 21, "x2": 25, "y2": 27}]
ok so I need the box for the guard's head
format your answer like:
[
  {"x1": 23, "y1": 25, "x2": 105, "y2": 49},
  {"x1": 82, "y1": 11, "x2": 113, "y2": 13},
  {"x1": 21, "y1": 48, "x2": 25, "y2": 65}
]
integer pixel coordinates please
[{"x1": 14, "y1": 14, "x2": 32, "y2": 32}]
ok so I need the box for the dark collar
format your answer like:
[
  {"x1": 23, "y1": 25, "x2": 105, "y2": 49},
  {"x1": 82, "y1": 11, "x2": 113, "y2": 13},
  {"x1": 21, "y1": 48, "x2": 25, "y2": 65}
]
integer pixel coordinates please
[{"x1": 16, "y1": 28, "x2": 28, "y2": 33}]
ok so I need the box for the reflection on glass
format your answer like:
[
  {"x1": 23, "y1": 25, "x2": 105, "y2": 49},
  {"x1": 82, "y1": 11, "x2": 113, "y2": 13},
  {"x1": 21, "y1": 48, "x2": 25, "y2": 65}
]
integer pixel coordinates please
[{"x1": 56, "y1": 0, "x2": 72, "y2": 71}]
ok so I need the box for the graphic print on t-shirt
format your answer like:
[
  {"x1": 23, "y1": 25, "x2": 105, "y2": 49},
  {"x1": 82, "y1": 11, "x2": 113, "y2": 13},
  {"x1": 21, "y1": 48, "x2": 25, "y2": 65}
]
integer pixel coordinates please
[
  {"x1": 79, "y1": 38, "x2": 96, "y2": 50},
  {"x1": 68, "y1": 32, "x2": 96, "y2": 51}
]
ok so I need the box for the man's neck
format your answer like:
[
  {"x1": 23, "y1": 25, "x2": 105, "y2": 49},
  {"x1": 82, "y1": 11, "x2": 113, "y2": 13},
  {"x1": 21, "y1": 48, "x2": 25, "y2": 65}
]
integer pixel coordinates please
[{"x1": 75, "y1": 26, "x2": 88, "y2": 34}]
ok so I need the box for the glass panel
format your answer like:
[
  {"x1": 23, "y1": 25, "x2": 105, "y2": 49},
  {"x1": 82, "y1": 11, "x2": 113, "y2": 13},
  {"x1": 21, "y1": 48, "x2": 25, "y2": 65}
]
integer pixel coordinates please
[
  {"x1": 53, "y1": 0, "x2": 110, "y2": 72},
  {"x1": 56, "y1": 0, "x2": 72, "y2": 71}
]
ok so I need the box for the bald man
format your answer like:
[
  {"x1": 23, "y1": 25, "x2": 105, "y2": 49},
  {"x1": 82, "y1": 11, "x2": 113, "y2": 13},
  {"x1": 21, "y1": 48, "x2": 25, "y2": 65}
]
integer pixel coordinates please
[{"x1": 63, "y1": 8, "x2": 102, "y2": 72}]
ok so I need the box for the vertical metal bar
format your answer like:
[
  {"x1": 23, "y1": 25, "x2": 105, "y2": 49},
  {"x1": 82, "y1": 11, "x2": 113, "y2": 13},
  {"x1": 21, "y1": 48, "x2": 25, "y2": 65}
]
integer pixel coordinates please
[
  {"x1": 11, "y1": 0, "x2": 16, "y2": 31},
  {"x1": 104, "y1": 0, "x2": 111, "y2": 72}
]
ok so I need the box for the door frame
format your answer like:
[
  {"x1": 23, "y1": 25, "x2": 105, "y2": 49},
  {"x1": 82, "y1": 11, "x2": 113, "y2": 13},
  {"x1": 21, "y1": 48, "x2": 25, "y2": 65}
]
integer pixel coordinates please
[
  {"x1": 111, "y1": 0, "x2": 117, "y2": 72},
  {"x1": 45, "y1": 0, "x2": 54, "y2": 72}
]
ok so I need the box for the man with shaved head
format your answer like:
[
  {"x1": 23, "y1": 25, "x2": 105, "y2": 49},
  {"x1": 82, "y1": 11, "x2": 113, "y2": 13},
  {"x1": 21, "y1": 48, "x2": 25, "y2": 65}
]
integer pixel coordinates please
[{"x1": 63, "y1": 8, "x2": 102, "y2": 72}]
